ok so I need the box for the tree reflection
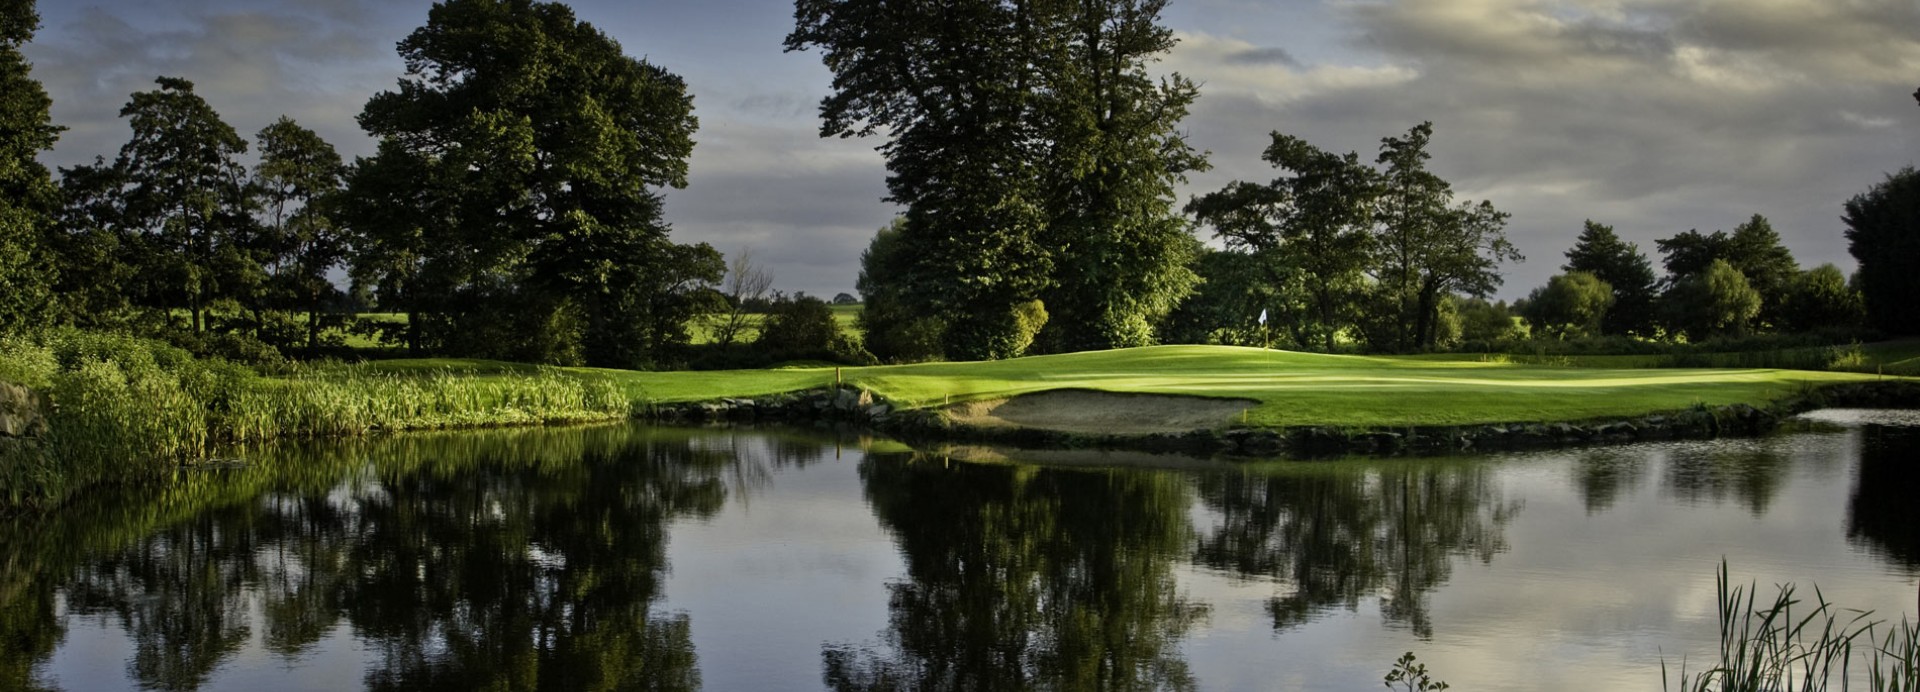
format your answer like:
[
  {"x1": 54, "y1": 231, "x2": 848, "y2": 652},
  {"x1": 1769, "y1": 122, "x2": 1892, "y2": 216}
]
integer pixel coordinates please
[
  {"x1": 1664, "y1": 443, "x2": 1789, "y2": 514},
  {"x1": 825, "y1": 455, "x2": 1206, "y2": 691},
  {"x1": 1848, "y1": 425, "x2": 1920, "y2": 571},
  {"x1": 1191, "y1": 461, "x2": 1518, "y2": 638},
  {"x1": 1571, "y1": 449, "x2": 1648, "y2": 513},
  {"x1": 2, "y1": 425, "x2": 789, "y2": 691}
]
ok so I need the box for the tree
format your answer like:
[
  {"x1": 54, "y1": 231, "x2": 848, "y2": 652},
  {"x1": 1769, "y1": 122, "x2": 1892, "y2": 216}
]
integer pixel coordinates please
[
  {"x1": 1843, "y1": 167, "x2": 1920, "y2": 335},
  {"x1": 1159, "y1": 248, "x2": 1277, "y2": 347},
  {"x1": 1370, "y1": 123, "x2": 1521, "y2": 352},
  {"x1": 1563, "y1": 220, "x2": 1656, "y2": 337},
  {"x1": 710, "y1": 248, "x2": 773, "y2": 348},
  {"x1": 755, "y1": 293, "x2": 852, "y2": 361},
  {"x1": 1453, "y1": 296, "x2": 1522, "y2": 345},
  {"x1": 1658, "y1": 259, "x2": 1760, "y2": 341},
  {"x1": 0, "y1": 0, "x2": 62, "y2": 332},
  {"x1": 1778, "y1": 264, "x2": 1863, "y2": 334},
  {"x1": 830, "y1": 292, "x2": 857, "y2": 305},
  {"x1": 790, "y1": 0, "x2": 1203, "y2": 358},
  {"x1": 253, "y1": 117, "x2": 346, "y2": 353},
  {"x1": 1188, "y1": 132, "x2": 1376, "y2": 352},
  {"x1": 1519, "y1": 271, "x2": 1614, "y2": 340},
  {"x1": 350, "y1": 0, "x2": 705, "y2": 368},
  {"x1": 111, "y1": 77, "x2": 256, "y2": 334},
  {"x1": 1032, "y1": 0, "x2": 1206, "y2": 352},
  {"x1": 856, "y1": 218, "x2": 945, "y2": 363},
  {"x1": 789, "y1": 0, "x2": 1053, "y2": 360},
  {"x1": 1655, "y1": 215, "x2": 1797, "y2": 330}
]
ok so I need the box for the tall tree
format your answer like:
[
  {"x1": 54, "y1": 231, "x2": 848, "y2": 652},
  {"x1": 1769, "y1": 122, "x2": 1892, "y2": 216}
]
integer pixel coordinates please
[
  {"x1": 791, "y1": 0, "x2": 1203, "y2": 358},
  {"x1": 1189, "y1": 132, "x2": 1376, "y2": 352},
  {"x1": 350, "y1": 0, "x2": 708, "y2": 367},
  {"x1": 1655, "y1": 215, "x2": 1797, "y2": 330},
  {"x1": 112, "y1": 77, "x2": 255, "y2": 333},
  {"x1": 1843, "y1": 167, "x2": 1920, "y2": 335},
  {"x1": 855, "y1": 217, "x2": 945, "y2": 363},
  {"x1": 1033, "y1": 0, "x2": 1206, "y2": 352},
  {"x1": 1371, "y1": 122, "x2": 1520, "y2": 351},
  {"x1": 0, "y1": 0, "x2": 61, "y2": 332},
  {"x1": 1658, "y1": 258, "x2": 1760, "y2": 341},
  {"x1": 1562, "y1": 220, "x2": 1656, "y2": 337},
  {"x1": 789, "y1": 0, "x2": 1053, "y2": 360},
  {"x1": 1778, "y1": 264, "x2": 1863, "y2": 334},
  {"x1": 253, "y1": 117, "x2": 346, "y2": 353},
  {"x1": 1519, "y1": 271, "x2": 1614, "y2": 340}
]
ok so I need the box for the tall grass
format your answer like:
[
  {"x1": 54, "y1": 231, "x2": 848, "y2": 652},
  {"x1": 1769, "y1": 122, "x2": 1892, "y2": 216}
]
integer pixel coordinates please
[
  {"x1": 1666, "y1": 561, "x2": 1920, "y2": 692},
  {"x1": 0, "y1": 329, "x2": 631, "y2": 509}
]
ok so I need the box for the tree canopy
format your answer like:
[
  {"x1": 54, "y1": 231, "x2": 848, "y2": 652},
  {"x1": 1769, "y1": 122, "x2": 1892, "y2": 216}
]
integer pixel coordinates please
[
  {"x1": 1844, "y1": 167, "x2": 1920, "y2": 336},
  {"x1": 348, "y1": 0, "x2": 714, "y2": 367},
  {"x1": 790, "y1": 0, "x2": 1203, "y2": 359},
  {"x1": 0, "y1": 0, "x2": 59, "y2": 331},
  {"x1": 1563, "y1": 220, "x2": 1656, "y2": 337},
  {"x1": 1188, "y1": 132, "x2": 1375, "y2": 352}
]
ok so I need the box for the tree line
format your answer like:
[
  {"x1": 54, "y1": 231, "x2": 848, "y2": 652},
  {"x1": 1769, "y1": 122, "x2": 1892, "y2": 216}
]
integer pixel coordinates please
[
  {"x1": 4, "y1": 0, "x2": 1917, "y2": 368},
  {"x1": 1, "y1": 0, "x2": 736, "y2": 368}
]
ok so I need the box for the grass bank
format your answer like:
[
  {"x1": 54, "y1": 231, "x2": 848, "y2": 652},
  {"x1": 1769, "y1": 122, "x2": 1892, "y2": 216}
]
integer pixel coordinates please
[
  {"x1": 0, "y1": 330, "x2": 628, "y2": 508},
  {"x1": 4, "y1": 337, "x2": 1908, "y2": 509}
]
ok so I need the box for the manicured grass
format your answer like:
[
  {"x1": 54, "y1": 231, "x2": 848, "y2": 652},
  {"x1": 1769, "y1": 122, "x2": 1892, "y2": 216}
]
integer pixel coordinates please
[{"x1": 354, "y1": 345, "x2": 1898, "y2": 428}]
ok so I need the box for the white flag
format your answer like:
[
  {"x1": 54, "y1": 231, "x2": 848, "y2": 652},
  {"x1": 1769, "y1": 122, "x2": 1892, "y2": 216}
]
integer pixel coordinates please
[{"x1": 1258, "y1": 308, "x2": 1267, "y2": 325}]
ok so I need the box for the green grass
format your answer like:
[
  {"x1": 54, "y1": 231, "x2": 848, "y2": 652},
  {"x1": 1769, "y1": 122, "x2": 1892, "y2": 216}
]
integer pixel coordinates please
[{"x1": 357, "y1": 344, "x2": 1894, "y2": 428}]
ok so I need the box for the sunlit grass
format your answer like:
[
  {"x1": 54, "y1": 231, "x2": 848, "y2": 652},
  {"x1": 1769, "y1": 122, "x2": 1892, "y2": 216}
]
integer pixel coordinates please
[{"x1": 361, "y1": 344, "x2": 1893, "y2": 427}]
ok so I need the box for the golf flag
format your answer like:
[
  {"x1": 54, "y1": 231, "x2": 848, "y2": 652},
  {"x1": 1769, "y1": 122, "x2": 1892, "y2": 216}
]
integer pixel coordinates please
[{"x1": 1258, "y1": 308, "x2": 1267, "y2": 325}]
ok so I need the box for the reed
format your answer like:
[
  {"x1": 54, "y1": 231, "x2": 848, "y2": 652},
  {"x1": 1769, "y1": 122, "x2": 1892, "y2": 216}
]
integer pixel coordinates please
[
  {"x1": 1666, "y1": 561, "x2": 1919, "y2": 692},
  {"x1": 0, "y1": 329, "x2": 631, "y2": 509}
]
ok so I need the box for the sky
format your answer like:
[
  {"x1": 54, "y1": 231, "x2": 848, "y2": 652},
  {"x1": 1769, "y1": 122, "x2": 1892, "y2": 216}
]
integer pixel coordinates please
[{"x1": 22, "y1": 0, "x2": 1920, "y2": 301}]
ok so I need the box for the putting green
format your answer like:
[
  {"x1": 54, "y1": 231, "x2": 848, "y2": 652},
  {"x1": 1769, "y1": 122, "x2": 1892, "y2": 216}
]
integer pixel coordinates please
[{"x1": 359, "y1": 345, "x2": 1899, "y2": 428}]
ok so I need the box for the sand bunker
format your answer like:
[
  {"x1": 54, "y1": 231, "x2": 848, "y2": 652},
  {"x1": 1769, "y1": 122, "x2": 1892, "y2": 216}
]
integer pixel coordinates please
[{"x1": 944, "y1": 389, "x2": 1257, "y2": 435}]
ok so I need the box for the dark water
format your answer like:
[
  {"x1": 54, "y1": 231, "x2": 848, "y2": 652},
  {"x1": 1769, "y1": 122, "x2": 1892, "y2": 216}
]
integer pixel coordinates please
[{"x1": 3, "y1": 415, "x2": 1917, "y2": 691}]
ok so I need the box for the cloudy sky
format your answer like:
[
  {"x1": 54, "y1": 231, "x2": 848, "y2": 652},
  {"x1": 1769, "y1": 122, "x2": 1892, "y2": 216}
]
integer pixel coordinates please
[{"x1": 23, "y1": 0, "x2": 1920, "y2": 300}]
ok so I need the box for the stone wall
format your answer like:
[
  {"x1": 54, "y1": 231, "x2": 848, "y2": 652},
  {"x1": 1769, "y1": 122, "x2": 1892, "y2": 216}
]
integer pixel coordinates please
[{"x1": 639, "y1": 380, "x2": 1920, "y2": 460}]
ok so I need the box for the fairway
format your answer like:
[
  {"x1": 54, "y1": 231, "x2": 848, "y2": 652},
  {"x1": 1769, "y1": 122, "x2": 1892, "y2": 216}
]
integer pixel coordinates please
[{"x1": 356, "y1": 345, "x2": 1897, "y2": 428}]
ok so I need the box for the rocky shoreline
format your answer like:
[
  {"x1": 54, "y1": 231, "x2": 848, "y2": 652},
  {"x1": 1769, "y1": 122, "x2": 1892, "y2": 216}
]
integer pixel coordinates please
[{"x1": 641, "y1": 380, "x2": 1920, "y2": 459}]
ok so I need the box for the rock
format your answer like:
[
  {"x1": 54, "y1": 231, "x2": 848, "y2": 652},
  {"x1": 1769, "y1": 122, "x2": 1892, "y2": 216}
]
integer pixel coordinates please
[
  {"x1": 865, "y1": 403, "x2": 892, "y2": 419},
  {"x1": 0, "y1": 382, "x2": 48, "y2": 438}
]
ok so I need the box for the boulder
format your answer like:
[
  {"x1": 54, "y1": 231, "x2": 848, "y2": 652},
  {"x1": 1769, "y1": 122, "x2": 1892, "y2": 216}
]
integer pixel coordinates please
[{"x1": 0, "y1": 382, "x2": 48, "y2": 438}]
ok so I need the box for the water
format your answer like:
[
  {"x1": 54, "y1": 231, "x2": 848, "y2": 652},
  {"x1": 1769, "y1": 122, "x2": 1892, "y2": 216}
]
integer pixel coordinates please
[{"x1": 3, "y1": 415, "x2": 1916, "y2": 690}]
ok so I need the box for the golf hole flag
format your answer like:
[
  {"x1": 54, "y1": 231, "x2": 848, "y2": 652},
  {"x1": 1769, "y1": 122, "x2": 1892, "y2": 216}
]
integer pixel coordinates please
[{"x1": 1258, "y1": 308, "x2": 1267, "y2": 326}]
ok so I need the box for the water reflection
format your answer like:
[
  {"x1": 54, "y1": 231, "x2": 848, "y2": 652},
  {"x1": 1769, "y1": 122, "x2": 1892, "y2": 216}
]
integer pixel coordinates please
[
  {"x1": 1191, "y1": 461, "x2": 1519, "y2": 638},
  {"x1": 0, "y1": 425, "x2": 823, "y2": 691},
  {"x1": 3, "y1": 420, "x2": 1918, "y2": 691},
  {"x1": 1663, "y1": 443, "x2": 1792, "y2": 514},
  {"x1": 1849, "y1": 425, "x2": 1920, "y2": 571},
  {"x1": 824, "y1": 454, "x2": 1207, "y2": 691},
  {"x1": 1571, "y1": 449, "x2": 1648, "y2": 513}
]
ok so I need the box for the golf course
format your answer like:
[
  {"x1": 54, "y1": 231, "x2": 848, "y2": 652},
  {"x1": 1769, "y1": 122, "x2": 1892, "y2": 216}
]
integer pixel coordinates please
[{"x1": 357, "y1": 344, "x2": 1905, "y2": 430}]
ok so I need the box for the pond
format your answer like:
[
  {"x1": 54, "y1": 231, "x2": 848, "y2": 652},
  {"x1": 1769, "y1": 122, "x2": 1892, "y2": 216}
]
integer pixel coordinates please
[{"x1": 2, "y1": 414, "x2": 1916, "y2": 690}]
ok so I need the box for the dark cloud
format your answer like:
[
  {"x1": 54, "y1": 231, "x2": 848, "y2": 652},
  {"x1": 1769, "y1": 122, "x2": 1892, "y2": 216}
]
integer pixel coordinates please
[
  {"x1": 1168, "y1": 0, "x2": 1920, "y2": 298},
  {"x1": 1223, "y1": 46, "x2": 1301, "y2": 68},
  {"x1": 26, "y1": 0, "x2": 1920, "y2": 303},
  {"x1": 25, "y1": 2, "x2": 404, "y2": 169}
]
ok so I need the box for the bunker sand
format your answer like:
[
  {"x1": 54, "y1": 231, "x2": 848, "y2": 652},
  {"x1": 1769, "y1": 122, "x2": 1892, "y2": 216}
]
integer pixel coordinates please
[{"x1": 944, "y1": 389, "x2": 1257, "y2": 435}]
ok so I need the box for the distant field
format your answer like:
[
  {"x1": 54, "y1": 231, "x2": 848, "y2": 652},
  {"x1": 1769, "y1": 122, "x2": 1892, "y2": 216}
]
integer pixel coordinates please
[
  {"x1": 337, "y1": 305, "x2": 863, "y2": 348},
  {"x1": 346, "y1": 344, "x2": 1899, "y2": 428}
]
